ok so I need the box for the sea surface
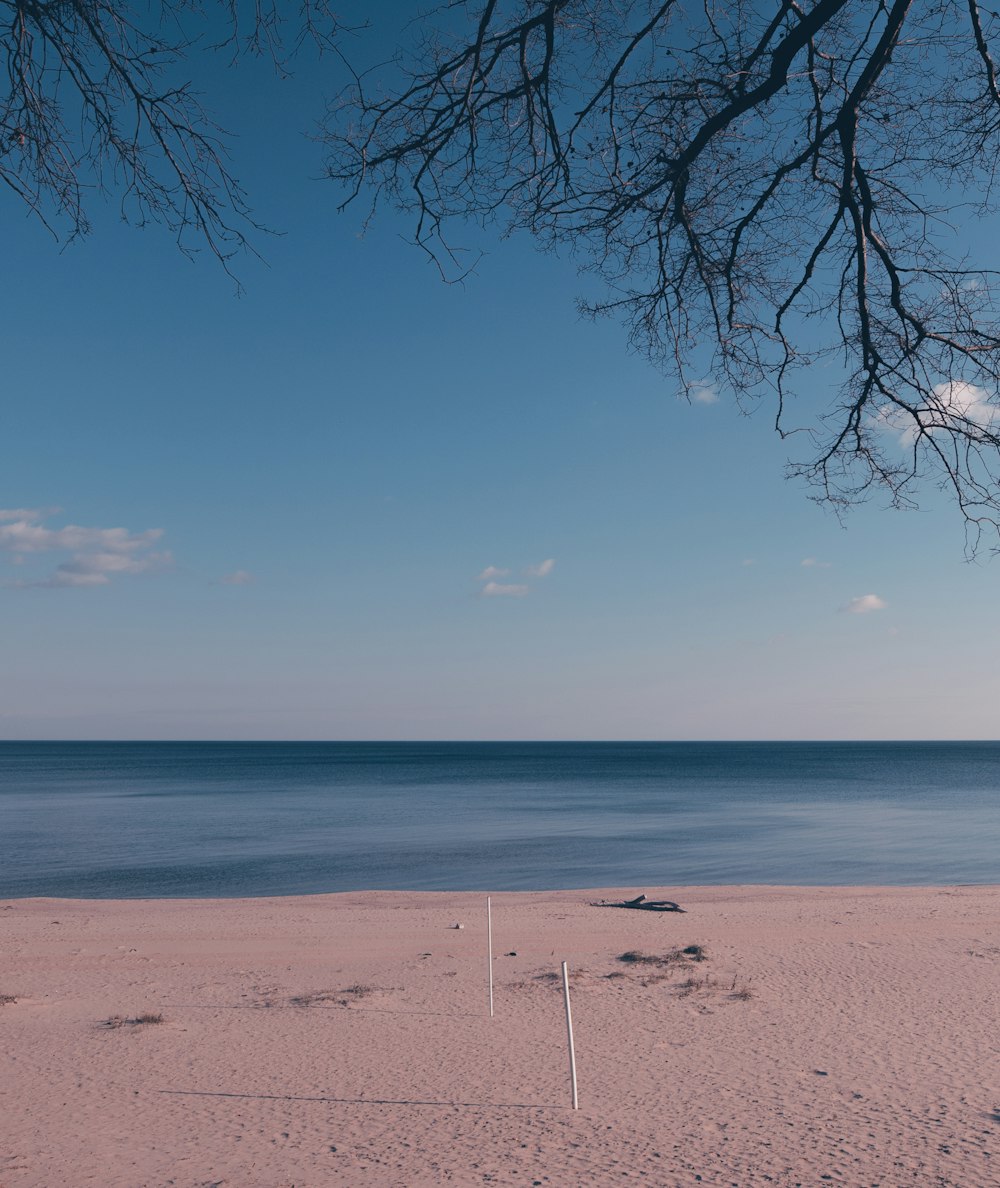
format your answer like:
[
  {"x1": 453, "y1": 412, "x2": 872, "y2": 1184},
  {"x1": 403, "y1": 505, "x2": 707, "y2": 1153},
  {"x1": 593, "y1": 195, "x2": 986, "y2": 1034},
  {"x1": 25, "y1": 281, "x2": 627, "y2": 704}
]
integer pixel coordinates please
[{"x1": 2, "y1": 741, "x2": 1000, "y2": 898}]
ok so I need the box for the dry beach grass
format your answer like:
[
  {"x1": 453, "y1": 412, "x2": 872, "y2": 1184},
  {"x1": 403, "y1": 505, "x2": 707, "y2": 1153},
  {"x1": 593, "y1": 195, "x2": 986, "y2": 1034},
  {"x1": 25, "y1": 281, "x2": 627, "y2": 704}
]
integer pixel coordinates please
[{"x1": 1, "y1": 886, "x2": 999, "y2": 1186}]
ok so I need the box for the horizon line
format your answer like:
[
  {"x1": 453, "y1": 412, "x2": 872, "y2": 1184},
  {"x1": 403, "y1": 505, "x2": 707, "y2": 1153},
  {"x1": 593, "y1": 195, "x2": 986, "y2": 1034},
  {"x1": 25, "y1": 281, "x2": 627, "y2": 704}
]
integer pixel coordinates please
[{"x1": 1, "y1": 738, "x2": 997, "y2": 745}]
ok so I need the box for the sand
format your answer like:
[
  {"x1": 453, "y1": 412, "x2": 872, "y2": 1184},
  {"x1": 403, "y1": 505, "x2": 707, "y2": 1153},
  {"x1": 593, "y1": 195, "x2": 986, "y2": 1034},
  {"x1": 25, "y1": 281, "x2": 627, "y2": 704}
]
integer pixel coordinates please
[{"x1": 2, "y1": 885, "x2": 999, "y2": 1187}]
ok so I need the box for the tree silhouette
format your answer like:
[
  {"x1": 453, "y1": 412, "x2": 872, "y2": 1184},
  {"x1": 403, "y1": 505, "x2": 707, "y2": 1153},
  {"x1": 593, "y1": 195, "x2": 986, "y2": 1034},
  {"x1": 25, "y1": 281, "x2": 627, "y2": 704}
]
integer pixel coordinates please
[{"x1": 327, "y1": 0, "x2": 1000, "y2": 548}]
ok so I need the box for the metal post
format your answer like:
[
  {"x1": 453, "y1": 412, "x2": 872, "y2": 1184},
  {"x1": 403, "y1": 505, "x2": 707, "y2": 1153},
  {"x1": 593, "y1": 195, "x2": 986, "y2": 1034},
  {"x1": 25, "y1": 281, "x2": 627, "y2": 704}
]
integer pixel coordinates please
[
  {"x1": 561, "y1": 960, "x2": 578, "y2": 1109},
  {"x1": 487, "y1": 896, "x2": 494, "y2": 1018}
]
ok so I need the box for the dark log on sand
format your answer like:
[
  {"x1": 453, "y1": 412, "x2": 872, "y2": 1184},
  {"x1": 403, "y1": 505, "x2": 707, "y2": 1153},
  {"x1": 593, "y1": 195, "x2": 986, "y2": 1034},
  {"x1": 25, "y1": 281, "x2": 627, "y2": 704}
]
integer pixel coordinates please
[{"x1": 589, "y1": 894, "x2": 685, "y2": 913}]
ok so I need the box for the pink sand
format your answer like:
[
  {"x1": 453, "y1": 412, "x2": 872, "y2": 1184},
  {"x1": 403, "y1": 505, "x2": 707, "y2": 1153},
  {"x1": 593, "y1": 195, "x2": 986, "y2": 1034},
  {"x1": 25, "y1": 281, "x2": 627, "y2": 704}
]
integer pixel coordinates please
[{"x1": 2, "y1": 886, "x2": 999, "y2": 1186}]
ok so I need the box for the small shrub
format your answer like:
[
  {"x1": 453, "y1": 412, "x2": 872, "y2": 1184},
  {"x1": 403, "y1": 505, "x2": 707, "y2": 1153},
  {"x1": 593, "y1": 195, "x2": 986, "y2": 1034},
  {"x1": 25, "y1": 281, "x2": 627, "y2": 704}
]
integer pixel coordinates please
[
  {"x1": 618, "y1": 947, "x2": 704, "y2": 968},
  {"x1": 617, "y1": 950, "x2": 683, "y2": 966},
  {"x1": 0, "y1": 993, "x2": 17, "y2": 1006},
  {"x1": 103, "y1": 1012, "x2": 163, "y2": 1027},
  {"x1": 289, "y1": 990, "x2": 340, "y2": 1007}
]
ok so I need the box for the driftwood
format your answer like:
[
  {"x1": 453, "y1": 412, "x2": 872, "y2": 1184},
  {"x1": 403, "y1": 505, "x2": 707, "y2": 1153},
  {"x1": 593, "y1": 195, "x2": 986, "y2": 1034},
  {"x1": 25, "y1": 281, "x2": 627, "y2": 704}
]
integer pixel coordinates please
[{"x1": 589, "y1": 894, "x2": 685, "y2": 913}]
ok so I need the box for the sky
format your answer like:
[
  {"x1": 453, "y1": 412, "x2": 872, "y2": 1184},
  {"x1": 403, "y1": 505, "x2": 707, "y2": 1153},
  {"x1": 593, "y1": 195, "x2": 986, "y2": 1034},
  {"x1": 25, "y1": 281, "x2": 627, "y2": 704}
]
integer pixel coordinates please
[{"x1": 2, "y1": 5, "x2": 1000, "y2": 741}]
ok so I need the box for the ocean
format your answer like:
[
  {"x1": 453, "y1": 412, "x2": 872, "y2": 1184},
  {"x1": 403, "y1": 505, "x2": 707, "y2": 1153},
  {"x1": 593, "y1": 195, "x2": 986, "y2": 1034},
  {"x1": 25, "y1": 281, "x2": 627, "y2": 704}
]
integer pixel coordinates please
[{"x1": 2, "y1": 741, "x2": 999, "y2": 897}]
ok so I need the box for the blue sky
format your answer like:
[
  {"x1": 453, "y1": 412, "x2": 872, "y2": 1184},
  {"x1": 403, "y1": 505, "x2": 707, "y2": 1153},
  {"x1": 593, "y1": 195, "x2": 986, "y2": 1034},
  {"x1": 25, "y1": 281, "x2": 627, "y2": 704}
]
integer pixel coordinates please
[{"x1": 2, "y1": 6, "x2": 999, "y2": 740}]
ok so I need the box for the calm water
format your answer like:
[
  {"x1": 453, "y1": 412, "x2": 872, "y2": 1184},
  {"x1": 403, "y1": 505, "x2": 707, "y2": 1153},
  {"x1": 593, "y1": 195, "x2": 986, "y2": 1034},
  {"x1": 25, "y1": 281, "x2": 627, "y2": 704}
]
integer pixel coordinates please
[{"x1": 2, "y1": 741, "x2": 1000, "y2": 897}]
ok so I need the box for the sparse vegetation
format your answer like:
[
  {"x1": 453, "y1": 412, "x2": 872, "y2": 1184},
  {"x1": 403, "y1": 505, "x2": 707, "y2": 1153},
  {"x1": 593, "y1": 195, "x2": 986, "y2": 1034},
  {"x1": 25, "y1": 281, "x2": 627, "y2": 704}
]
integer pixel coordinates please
[
  {"x1": 678, "y1": 974, "x2": 718, "y2": 997},
  {"x1": 0, "y1": 993, "x2": 17, "y2": 1006},
  {"x1": 729, "y1": 976, "x2": 755, "y2": 1001},
  {"x1": 676, "y1": 972, "x2": 754, "y2": 1001},
  {"x1": 290, "y1": 984, "x2": 378, "y2": 1008},
  {"x1": 289, "y1": 990, "x2": 339, "y2": 1007},
  {"x1": 636, "y1": 972, "x2": 676, "y2": 989},
  {"x1": 618, "y1": 946, "x2": 707, "y2": 967},
  {"x1": 517, "y1": 969, "x2": 588, "y2": 990},
  {"x1": 514, "y1": 946, "x2": 752, "y2": 1004},
  {"x1": 103, "y1": 1012, "x2": 164, "y2": 1028},
  {"x1": 618, "y1": 950, "x2": 671, "y2": 966},
  {"x1": 611, "y1": 944, "x2": 753, "y2": 1001}
]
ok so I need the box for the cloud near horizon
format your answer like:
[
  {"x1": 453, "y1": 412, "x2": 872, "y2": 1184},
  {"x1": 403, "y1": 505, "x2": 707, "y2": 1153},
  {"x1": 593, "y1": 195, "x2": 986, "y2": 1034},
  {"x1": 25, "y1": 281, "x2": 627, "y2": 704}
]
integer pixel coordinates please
[
  {"x1": 0, "y1": 506, "x2": 60, "y2": 523},
  {"x1": 801, "y1": 557, "x2": 832, "y2": 568},
  {"x1": 480, "y1": 581, "x2": 529, "y2": 598},
  {"x1": 0, "y1": 507, "x2": 171, "y2": 589},
  {"x1": 843, "y1": 593, "x2": 887, "y2": 614},
  {"x1": 475, "y1": 557, "x2": 555, "y2": 598},
  {"x1": 219, "y1": 570, "x2": 255, "y2": 586}
]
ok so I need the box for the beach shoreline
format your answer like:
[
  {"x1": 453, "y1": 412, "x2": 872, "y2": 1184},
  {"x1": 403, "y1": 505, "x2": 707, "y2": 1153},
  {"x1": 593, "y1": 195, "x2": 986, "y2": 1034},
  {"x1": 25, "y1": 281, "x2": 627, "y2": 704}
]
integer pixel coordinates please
[{"x1": 3, "y1": 885, "x2": 999, "y2": 1186}]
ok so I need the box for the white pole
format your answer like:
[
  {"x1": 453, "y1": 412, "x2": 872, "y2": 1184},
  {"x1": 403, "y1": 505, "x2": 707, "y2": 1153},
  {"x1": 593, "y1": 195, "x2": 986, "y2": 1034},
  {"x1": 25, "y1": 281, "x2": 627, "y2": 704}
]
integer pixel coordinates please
[
  {"x1": 561, "y1": 960, "x2": 579, "y2": 1109},
  {"x1": 487, "y1": 896, "x2": 494, "y2": 1018}
]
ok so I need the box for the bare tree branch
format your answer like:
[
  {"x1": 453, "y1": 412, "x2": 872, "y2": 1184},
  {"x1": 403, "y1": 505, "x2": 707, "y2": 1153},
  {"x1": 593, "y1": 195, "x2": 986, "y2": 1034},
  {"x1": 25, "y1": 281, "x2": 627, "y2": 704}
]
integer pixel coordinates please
[
  {"x1": 0, "y1": 0, "x2": 341, "y2": 276},
  {"x1": 326, "y1": 0, "x2": 1000, "y2": 550}
]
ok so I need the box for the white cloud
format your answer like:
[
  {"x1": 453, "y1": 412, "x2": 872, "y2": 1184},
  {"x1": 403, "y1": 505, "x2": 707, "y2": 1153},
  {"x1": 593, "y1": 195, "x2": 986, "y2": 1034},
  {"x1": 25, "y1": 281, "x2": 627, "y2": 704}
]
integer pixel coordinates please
[
  {"x1": 480, "y1": 581, "x2": 529, "y2": 598},
  {"x1": 22, "y1": 571, "x2": 104, "y2": 589},
  {"x1": 14, "y1": 551, "x2": 172, "y2": 589},
  {"x1": 930, "y1": 381, "x2": 994, "y2": 425},
  {"x1": 1, "y1": 508, "x2": 170, "y2": 589},
  {"x1": 801, "y1": 557, "x2": 832, "y2": 568},
  {"x1": 741, "y1": 558, "x2": 756, "y2": 567},
  {"x1": 476, "y1": 557, "x2": 554, "y2": 596},
  {"x1": 219, "y1": 570, "x2": 255, "y2": 586},
  {"x1": 878, "y1": 380, "x2": 995, "y2": 444},
  {"x1": 0, "y1": 507, "x2": 58, "y2": 523},
  {"x1": 0, "y1": 520, "x2": 162, "y2": 554},
  {"x1": 688, "y1": 381, "x2": 719, "y2": 405},
  {"x1": 843, "y1": 593, "x2": 887, "y2": 615}
]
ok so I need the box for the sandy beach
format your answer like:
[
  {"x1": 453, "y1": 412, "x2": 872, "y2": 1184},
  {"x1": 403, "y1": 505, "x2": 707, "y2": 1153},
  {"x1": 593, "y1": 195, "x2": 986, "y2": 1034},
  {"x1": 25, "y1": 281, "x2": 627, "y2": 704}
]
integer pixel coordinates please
[{"x1": 2, "y1": 886, "x2": 999, "y2": 1187}]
